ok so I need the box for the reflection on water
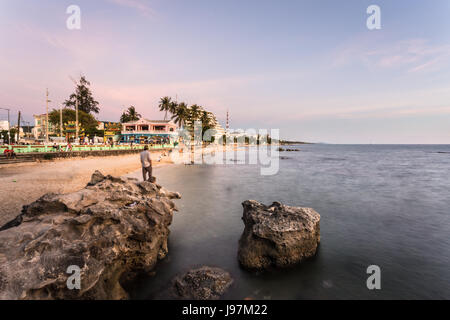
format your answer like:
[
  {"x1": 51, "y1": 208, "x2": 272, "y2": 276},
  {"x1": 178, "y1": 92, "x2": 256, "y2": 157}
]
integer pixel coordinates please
[{"x1": 127, "y1": 145, "x2": 450, "y2": 299}]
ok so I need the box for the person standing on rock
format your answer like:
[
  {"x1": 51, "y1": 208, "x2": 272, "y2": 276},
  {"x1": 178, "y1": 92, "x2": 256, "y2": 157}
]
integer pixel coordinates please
[{"x1": 140, "y1": 145, "x2": 153, "y2": 181}]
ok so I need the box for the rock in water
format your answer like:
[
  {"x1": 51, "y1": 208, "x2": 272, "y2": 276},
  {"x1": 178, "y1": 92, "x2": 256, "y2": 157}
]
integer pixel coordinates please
[
  {"x1": 172, "y1": 266, "x2": 233, "y2": 300},
  {"x1": 238, "y1": 200, "x2": 320, "y2": 270},
  {"x1": 0, "y1": 171, "x2": 180, "y2": 300}
]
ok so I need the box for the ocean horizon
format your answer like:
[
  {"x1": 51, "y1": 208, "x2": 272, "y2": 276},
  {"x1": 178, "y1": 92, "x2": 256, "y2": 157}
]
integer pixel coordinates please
[{"x1": 124, "y1": 144, "x2": 450, "y2": 299}]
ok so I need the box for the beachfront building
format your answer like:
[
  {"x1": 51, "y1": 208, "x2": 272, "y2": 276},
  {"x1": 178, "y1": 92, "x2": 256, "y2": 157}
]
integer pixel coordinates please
[
  {"x1": 120, "y1": 119, "x2": 178, "y2": 144},
  {"x1": 209, "y1": 117, "x2": 226, "y2": 143},
  {"x1": 32, "y1": 114, "x2": 55, "y2": 140}
]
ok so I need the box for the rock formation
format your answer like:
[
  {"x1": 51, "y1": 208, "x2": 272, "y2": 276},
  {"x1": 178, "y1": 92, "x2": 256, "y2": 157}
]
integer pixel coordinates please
[
  {"x1": 172, "y1": 266, "x2": 233, "y2": 300},
  {"x1": 238, "y1": 200, "x2": 320, "y2": 270},
  {"x1": 0, "y1": 171, "x2": 180, "y2": 300},
  {"x1": 277, "y1": 148, "x2": 300, "y2": 152}
]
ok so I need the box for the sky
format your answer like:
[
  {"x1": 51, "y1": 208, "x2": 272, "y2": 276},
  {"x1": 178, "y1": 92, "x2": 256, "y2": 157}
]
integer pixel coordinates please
[{"x1": 0, "y1": 0, "x2": 449, "y2": 143}]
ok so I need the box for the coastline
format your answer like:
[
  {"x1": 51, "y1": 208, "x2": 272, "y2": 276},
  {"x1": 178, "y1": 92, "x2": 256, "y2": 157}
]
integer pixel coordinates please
[
  {"x1": 0, "y1": 145, "x2": 241, "y2": 226},
  {"x1": 0, "y1": 151, "x2": 172, "y2": 226}
]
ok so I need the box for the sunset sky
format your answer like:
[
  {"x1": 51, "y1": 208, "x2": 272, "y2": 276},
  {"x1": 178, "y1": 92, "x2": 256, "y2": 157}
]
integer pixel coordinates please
[{"x1": 1, "y1": 0, "x2": 449, "y2": 143}]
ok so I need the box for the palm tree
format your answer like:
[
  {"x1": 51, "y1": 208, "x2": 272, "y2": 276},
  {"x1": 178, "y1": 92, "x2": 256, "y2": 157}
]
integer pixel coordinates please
[
  {"x1": 127, "y1": 106, "x2": 141, "y2": 121},
  {"x1": 158, "y1": 96, "x2": 172, "y2": 120},
  {"x1": 200, "y1": 111, "x2": 215, "y2": 143},
  {"x1": 189, "y1": 104, "x2": 202, "y2": 121},
  {"x1": 200, "y1": 111, "x2": 212, "y2": 130},
  {"x1": 171, "y1": 102, "x2": 189, "y2": 128},
  {"x1": 169, "y1": 101, "x2": 178, "y2": 118},
  {"x1": 120, "y1": 106, "x2": 141, "y2": 123}
]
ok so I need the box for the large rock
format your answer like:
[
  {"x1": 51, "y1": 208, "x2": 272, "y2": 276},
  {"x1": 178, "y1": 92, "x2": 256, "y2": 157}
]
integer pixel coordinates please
[
  {"x1": 172, "y1": 266, "x2": 233, "y2": 300},
  {"x1": 0, "y1": 171, "x2": 180, "y2": 300},
  {"x1": 238, "y1": 200, "x2": 320, "y2": 270}
]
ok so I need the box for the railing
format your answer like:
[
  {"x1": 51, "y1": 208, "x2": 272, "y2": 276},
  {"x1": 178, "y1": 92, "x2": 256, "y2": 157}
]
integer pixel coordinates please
[{"x1": 0, "y1": 144, "x2": 174, "y2": 154}]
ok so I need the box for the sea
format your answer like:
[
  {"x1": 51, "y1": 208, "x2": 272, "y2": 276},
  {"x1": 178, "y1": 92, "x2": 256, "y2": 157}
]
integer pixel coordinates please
[{"x1": 127, "y1": 144, "x2": 450, "y2": 299}]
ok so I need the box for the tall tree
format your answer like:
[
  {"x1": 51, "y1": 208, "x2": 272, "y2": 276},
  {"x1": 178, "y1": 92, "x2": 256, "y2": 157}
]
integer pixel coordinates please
[
  {"x1": 189, "y1": 104, "x2": 202, "y2": 121},
  {"x1": 120, "y1": 106, "x2": 141, "y2": 123},
  {"x1": 158, "y1": 96, "x2": 173, "y2": 120},
  {"x1": 169, "y1": 101, "x2": 178, "y2": 117},
  {"x1": 200, "y1": 111, "x2": 215, "y2": 137},
  {"x1": 171, "y1": 102, "x2": 189, "y2": 128},
  {"x1": 49, "y1": 108, "x2": 99, "y2": 135},
  {"x1": 64, "y1": 76, "x2": 100, "y2": 114}
]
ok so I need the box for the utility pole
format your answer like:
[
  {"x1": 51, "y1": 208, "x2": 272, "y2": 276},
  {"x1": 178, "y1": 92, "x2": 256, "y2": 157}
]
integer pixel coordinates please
[
  {"x1": 17, "y1": 111, "x2": 21, "y2": 143},
  {"x1": 7, "y1": 109, "x2": 10, "y2": 144},
  {"x1": 46, "y1": 89, "x2": 51, "y2": 144},
  {"x1": 75, "y1": 96, "x2": 79, "y2": 142},
  {"x1": 60, "y1": 104, "x2": 63, "y2": 139},
  {"x1": 69, "y1": 76, "x2": 79, "y2": 143}
]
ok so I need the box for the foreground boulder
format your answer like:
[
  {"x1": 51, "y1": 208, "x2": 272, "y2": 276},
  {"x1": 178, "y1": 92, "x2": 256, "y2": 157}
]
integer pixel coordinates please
[
  {"x1": 172, "y1": 266, "x2": 233, "y2": 300},
  {"x1": 238, "y1": 200, "x2": 320, "y2": 270},
  {"x1": 0, "y1": 171, "x2": 180, "y2": 300}
]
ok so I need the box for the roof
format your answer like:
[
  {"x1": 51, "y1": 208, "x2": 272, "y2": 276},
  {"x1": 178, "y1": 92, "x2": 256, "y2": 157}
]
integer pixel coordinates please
[
  {"x1": 123, "y1": 119, "x2": 176, "y2": 125},
  {"x1": 143, "y1": 119, "x2": 175, "y2": 123}
]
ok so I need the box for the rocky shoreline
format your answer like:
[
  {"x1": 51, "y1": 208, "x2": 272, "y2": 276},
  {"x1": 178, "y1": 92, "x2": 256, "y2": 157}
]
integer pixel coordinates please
[
  {"x1": 0, "y1": 170, "x2": 321, "y2": 300},
  {"x1": 0, "y1": 171, "x2": 180, "y2": 299}
]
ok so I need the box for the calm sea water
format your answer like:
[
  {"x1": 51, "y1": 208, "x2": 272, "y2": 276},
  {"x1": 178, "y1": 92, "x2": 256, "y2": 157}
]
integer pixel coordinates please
[{"x1": 127, "y1": 144, "x2": 450, "y2": 300}]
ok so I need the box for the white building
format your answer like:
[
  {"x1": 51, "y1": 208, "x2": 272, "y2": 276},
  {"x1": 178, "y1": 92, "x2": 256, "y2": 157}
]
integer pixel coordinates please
[
  {"x1": 121, "y1": 119, "x2": 178, "y2": 144},
  {"x1": 0, "y1": 120, "x2": 9, "y2": 131},
  {"x1": 32, "y1": 114, "x2": 55, "y2": 139}
]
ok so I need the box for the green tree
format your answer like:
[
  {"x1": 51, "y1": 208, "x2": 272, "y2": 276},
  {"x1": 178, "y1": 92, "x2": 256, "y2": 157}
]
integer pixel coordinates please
[
  {"x1": 49, "y1": 108, "x2": 99, "y2": 135},
  {"x1": 64, "y1": 76, "x2": 100, "y2": 114},
  {"x1": 171, "y1": 102, "x2": 189, "y2": 128},
  {"x1": 169, "y1": 101, "x2": 178, "y2": 116},
  {"x1": 1, "y1": 129, "x2": 15, "y2": 143},
  {"x1": 189, "y1": 104, "x2": 202, "y2": 120},
  {"x1": 158, "y1": 96, "x2": 173, "y2": 120},
  {"x1": 120, "y1": 106, "x2": 141, "y2": 123},
  {"x1": 200, "y1": 111, "x2": 213, "y2": 135}
]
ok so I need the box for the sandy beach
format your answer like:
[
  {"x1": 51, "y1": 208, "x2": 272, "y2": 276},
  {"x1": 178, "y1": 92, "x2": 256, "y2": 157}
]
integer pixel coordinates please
[
  {"x1": 0, "y1": 145, "x2": 241, "y2": 226},
  {"x1": 0, "y1": 151, "x2": 172, "y2": 226}
]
